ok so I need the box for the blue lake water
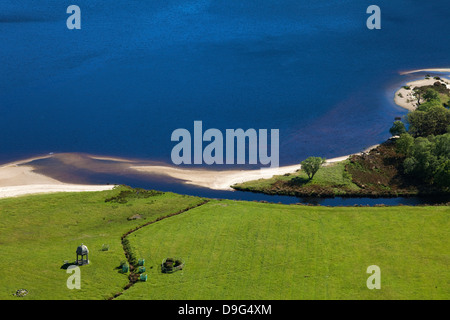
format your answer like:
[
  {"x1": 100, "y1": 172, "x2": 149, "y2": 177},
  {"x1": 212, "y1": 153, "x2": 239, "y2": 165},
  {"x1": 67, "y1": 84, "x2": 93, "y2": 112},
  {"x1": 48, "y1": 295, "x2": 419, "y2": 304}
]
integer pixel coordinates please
[{"x1": 1, "y1": 1, "x2": 450, "y2": 204}]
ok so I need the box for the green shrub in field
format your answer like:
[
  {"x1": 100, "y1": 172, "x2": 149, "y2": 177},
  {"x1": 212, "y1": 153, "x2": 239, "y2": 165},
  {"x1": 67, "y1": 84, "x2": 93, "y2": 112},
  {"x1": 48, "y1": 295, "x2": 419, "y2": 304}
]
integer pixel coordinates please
[
  {"x1": 138, "y1": 266, "x2": 146, "y2": 273},
  {"x1": 161, "y1": 258, "x2": 184, "y2": 273},
  {"x1": 139, "y1": 274, "x2": 148, "y2": 282},
  {"x1": 105, "y1": 187, "x2": 164, "y2": 204},
  {"x1": 122, "y1": 238, "x2": 138, "y2": 267}
]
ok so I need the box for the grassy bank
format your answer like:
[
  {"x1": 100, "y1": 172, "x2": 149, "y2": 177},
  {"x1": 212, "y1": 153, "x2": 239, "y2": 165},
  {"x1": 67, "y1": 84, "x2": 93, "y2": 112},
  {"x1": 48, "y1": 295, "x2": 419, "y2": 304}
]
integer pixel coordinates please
[
  {"x1": 232, "y1": 142, "x2": 450, "y2": 198},
  {"x1": 232, "y1": 161, "x2": 363, "y2": 197},
  {"x1": 0, "y1": 187, "x2": 448, "y2": 299}
]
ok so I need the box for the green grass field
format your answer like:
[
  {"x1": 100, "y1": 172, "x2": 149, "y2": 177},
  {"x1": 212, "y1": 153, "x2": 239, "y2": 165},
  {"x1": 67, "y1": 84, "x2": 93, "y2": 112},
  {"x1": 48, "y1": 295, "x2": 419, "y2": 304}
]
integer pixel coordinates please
[
  {"x1": 0, "y1": 186, "x2": 448, "y2": 300},
  {"x1": 234, "y1": 162, "x2": 358, "y2": 189},
  {"x1": 0, "y1": 186, "x2": 205, "y2": 300},
  {"x1": 232, "y1": 161, "x2": 362, "y2": 196}
]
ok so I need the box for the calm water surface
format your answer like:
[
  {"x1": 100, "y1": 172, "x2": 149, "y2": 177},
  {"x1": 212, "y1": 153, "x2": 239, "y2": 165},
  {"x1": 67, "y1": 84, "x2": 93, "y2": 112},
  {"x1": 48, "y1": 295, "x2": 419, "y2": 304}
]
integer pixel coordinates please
[{"x1": 1, "y1": 1, "x2": 450, "y2": 205}]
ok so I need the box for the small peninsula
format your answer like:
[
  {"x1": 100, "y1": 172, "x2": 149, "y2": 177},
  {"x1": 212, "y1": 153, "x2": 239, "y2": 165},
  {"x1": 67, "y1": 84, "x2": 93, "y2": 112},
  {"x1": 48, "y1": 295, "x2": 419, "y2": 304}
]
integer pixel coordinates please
[{"x1": 232, "y1": 72, "x2": 450, "y2": 199}]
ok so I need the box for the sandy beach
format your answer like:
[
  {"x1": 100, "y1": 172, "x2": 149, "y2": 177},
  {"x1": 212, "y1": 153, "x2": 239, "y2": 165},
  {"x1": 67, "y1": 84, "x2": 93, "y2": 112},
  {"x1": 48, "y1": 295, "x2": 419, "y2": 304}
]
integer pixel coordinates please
[
  {"x1": 129, "y1": 146, "x2": 377, "y2": 190},
  {"x1": 0, "y1": 157, "x2": 115, "y2": 198},
  {"x1": 399, "y1": 68, "x2": 450, "y2": 75},
  {"x1": 0, "y1": 145, "x2": 377, "y2": 198},
  {"x1": 0, "y1": 184, "x2": 115, "y2": 199},
  {"x1": 394, "y1": 72, "x2": 450, "y2": 111}
]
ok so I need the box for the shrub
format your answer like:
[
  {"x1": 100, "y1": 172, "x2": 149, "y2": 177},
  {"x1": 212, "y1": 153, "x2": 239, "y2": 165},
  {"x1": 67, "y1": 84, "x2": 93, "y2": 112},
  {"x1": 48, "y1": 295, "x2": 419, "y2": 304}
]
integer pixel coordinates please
[
  {"x1": 389, "y1": 121, "x2": 407, "y2": 136},
  {"x1": 105, "y1": 188, "x2": 164, "y2": 203},
  {"x1": 122, "y1": 238, "x2": 138, "y2": 267},
  {"x1": 138, "y1": 266, "x2": 146, "y2": 273},
  {"x1": 161, "y1": 258, "x2": 184, "y2": 273},
  {"x1": 140, "y1": 274, "x2": 148, "y2": 282}
]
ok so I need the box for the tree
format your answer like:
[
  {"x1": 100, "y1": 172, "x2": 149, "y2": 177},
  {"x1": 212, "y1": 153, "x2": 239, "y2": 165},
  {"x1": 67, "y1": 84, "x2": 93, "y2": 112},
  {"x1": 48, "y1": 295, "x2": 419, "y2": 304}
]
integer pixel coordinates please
[
  {"x1": 396, "y1": 133, "x2": 414, "y2": 155},
  {"x1": 389, "y1": 121, "x2": 406, "y2": 136},
  {"x1": 407, "y1": 110, "x2": 426, "y2": 136},
  {"x1": 433, "y1": 133, "x2": 450, "y2": 158},
  {"x1": 416, "y1": 99, "x2": 442, "y2": 112},
  {"x1": 403, "y1": 137, "x2": 438, "y2": 182},
  {"x1": 400, "y1": 133, "x2": 450, "y2": 189},
  {"x1": 413, "y1": 87, "x2": 424, "y2": 106},
  {"x1": 407, "y1": 105, "x2": 450, "y2": 137},
  {"x1": 300, "y1": 157, "x2": 326, "y2": 180},
  {"x1": 423, "y1": 88, "x2": 440, "y2": 103},
  {"x1": 435, "y1": 160, "x2": 450, "y2": 190},
  {"x1": 413, "y1": 87, "x2": 440, "y2": 106}
]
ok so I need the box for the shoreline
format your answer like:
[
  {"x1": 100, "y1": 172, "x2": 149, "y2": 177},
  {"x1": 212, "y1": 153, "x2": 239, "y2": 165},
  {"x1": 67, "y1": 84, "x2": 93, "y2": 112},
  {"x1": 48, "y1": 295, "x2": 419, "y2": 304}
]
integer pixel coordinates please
[
  {"x1": 0, "y1": 158, "x2": 115, "y2": 199},
  {"x1": 130, "y1": 145, "x2": 377, "y2": 190},
  {"x1": 0, "y1": 145, "x2": 378, "y2": 198},
  {"x1": 2, "y1": 67, "x2": 448, "y2": 199},
  {"x1": 394, "y1": 70, "x2": 450, "y2": 111},
  {"x1": 0, "y1": 184, "x2": 115, "y2": 199}
]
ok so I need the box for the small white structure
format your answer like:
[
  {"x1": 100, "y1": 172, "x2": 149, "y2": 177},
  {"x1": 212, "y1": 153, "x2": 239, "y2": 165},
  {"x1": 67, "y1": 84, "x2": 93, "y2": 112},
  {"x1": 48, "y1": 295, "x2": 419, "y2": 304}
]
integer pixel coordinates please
[{"x1": 76, "y1": 244, "x2": 89, "y2": 265}]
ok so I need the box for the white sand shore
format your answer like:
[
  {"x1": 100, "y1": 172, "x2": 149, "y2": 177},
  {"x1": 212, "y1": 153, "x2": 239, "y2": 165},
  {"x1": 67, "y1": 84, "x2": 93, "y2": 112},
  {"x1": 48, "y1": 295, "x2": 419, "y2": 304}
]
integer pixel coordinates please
[
  {"x1": 0, "y1": 160, "x2": 114, "y2": 198},
  {"x1": 0, "y1": 184, "x2": 115, "y2": 199},
  {"x1": 130, "y1": 145, "x2": 377, "y2": 191},
  {"x1": 0, "y1": 164, "x2": 61, "y2": 186},
  {"x1": 394, "y1": 75, "x2": 450, "y2": 111},
  {"x1": 399, "y1": 68, "x2": 450, "y2": 75},
  {"x1": 0, "y1": 145, "x2": 378, "y2": 198}
]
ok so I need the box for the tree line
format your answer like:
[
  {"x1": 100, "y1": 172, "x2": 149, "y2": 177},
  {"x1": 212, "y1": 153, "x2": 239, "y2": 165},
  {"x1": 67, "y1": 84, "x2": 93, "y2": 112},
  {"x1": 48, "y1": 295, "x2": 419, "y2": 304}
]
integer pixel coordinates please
[{"x1": 390, "y1": 86, "x2": 450, "y2": 191}]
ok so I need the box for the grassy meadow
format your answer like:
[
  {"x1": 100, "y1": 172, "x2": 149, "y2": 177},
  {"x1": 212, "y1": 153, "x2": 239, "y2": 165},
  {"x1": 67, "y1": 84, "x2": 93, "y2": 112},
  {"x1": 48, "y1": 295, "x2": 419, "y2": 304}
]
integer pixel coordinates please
[
  {"x1": 119, "y1": 201, "x2": 449, "y2": 300},
  {"x1": 0, "y1": 186, "x2": 205, "y2": 300},
  {"x1": 232, "y1": 161, "x2": 362, "y2": 197},
  {"x1": 0, "y1": 186, "x2": 448, "y2": 300}
]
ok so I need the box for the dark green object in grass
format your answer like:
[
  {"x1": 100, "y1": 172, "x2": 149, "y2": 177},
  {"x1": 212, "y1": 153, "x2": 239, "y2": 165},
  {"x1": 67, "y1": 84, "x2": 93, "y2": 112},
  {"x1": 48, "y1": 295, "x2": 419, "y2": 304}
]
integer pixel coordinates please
[{"x1": 140, "y1": 274, "x2": 148, "y2": 282}]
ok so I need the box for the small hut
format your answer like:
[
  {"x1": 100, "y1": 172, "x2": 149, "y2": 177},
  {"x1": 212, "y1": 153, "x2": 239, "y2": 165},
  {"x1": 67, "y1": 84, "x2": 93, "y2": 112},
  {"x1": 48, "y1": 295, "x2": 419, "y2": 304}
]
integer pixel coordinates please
[{"x1": 76, "y1": 244, "x2": 89, "y2": 265}]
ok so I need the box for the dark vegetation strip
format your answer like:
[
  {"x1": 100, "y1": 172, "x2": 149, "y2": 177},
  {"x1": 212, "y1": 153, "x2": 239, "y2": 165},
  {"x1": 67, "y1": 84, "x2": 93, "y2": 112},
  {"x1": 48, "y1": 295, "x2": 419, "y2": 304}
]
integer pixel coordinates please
[{"x1": 108, "y1": 199, "x2": 209, "y2": 300}]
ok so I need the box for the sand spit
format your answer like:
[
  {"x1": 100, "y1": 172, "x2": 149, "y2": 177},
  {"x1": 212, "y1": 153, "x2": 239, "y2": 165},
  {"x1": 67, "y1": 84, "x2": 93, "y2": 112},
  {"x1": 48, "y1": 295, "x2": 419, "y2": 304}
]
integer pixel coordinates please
[
  {"x1": 394, "y1": 72, "x2": 450, "y2": 111},
  {"x1": 0, "y1": 157, "x2": 114, "y2": 198},
  {"x1": 0, "y1": 145, "x2": 378, "y2": 198},
  {"x1": 0, "y1": 184, "x2": 115, "y2": 199},
  {"x1": 130, "y1": 145, "x2": 378, "y2": 190},
  {"x1": 399, "y1": 68, "x2": 450, "y2": 75}
]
